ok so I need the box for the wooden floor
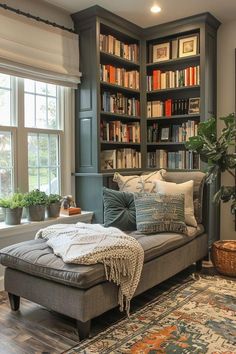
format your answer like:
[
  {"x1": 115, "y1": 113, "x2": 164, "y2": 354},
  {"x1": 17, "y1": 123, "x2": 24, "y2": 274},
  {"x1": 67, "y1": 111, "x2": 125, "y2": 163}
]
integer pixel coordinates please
[{"x1": 0, "y1": 264, "x2": 216, "y2": 354}]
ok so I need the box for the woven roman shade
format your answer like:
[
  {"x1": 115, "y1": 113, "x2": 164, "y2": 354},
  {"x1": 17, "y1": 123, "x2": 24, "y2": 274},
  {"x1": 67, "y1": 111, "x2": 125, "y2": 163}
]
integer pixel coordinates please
[{"x1": 0, "y1": 9, "x2": 81, "y2": 88}]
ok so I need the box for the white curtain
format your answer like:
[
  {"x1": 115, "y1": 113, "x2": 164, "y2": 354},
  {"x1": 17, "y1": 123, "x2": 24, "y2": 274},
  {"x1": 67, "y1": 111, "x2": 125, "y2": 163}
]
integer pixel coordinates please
[{"x1": 0, "y1": 8, "x2": 81, "y2": 88}]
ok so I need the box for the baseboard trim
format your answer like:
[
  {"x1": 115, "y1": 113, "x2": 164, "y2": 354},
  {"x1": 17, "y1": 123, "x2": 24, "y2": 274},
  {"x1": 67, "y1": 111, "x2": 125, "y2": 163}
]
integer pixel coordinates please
[{"x1": 0, "y1": 276, "x2": 4, "y2": 291}]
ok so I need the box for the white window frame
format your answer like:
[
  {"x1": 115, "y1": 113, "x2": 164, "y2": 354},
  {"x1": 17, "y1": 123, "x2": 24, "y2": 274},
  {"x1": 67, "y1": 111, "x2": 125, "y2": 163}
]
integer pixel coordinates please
[{"x1": 0, "y1": 75, "x2": 75, "y2": 220}]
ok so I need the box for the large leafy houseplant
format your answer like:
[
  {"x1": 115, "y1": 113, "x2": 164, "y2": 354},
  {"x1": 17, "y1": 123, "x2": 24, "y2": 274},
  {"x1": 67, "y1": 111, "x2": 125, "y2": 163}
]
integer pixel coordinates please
[{"x1": 185, "y1": 114, "x2": 236, "y2": 214}]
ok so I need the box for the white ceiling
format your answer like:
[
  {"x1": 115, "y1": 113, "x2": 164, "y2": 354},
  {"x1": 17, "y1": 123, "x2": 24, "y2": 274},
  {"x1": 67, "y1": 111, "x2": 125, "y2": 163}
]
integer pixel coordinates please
[{"x1": 44, "y1": 0, "x2": 236, "y2": 27}]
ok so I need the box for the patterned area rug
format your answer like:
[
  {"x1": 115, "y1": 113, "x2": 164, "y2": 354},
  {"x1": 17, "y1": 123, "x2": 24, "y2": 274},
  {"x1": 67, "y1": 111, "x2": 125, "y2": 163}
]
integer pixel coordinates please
[{"x1": 65, "y1": 276, "x2": 236, "y2": 354}]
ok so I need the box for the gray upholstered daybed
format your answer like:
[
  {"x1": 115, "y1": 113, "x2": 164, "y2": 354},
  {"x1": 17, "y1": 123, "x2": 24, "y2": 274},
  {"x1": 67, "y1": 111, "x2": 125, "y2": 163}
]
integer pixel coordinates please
[{"x1": 0, "y1": 171, "x2": 207, "y2": 339}]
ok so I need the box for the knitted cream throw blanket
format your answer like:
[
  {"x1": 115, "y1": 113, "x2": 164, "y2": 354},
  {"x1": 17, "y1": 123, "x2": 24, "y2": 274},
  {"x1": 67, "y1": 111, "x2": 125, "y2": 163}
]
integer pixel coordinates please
[{"x1": 35, "y1": 222, "x2": 144, "y2": 314}]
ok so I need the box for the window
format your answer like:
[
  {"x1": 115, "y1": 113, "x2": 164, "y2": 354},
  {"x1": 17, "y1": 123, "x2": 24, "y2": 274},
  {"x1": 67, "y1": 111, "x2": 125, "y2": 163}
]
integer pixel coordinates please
[
  {"x1": 0, "y1": 73, "x2": 73, "y2": 206},
  {"x1": 0, "y1": 131, "x2": 13, "y2": 197},
  {"x1": 28, "y1": 133, "x2": 60, "y2": 194}
]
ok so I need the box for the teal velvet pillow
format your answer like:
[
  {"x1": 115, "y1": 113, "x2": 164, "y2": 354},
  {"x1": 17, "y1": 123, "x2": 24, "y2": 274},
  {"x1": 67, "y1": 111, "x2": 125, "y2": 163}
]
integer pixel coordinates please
[
  {"x1": 134, "y1": 192, "x2": 187, "y2": 234},
  {"x1": 103, "y1": 187, "x2": 136, "y2": 231}
]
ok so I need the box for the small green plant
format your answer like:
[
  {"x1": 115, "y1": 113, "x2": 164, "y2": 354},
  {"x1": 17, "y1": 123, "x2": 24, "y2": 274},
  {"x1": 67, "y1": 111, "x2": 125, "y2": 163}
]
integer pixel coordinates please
[
  {"x1": 0, "y1": 192, "x2": 25, "y2": 209},
  {"x1": 47, "y1": 193, "x2": 62, "y2": 205},
  {"x1": 185, "y1": 113, "x2": 236, "y2": 214},
  {"x1": 23, "y1": 189, "x2": 48, "y2": 206}
]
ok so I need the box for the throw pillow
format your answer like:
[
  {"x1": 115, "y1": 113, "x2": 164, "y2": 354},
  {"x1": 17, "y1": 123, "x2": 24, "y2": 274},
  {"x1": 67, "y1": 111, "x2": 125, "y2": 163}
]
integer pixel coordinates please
[
  {"x1": 103, "y1": 187, "x2": 136, "y2": 231},
  {"x1": 155, "y1": 180, "x2": 197, "y2": 227},
  {"x1": 113, "y1": 170, "x2": 166, "y2": 193},
  {"x1": 134, "y1": 192, "x2": 187, "y2": 234}
]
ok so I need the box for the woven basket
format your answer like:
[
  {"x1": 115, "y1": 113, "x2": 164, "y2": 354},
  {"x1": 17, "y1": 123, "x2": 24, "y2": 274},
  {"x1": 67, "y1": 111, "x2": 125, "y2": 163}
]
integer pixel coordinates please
[{"x1": 211, "y1": 240, "x2": 236, "y2": 277}]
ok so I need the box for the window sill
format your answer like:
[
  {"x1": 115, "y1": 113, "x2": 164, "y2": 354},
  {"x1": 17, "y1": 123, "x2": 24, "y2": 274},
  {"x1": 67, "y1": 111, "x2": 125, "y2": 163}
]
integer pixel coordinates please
[{"x1": 0, "y1": 211, "x2": 94, "y2": 239}]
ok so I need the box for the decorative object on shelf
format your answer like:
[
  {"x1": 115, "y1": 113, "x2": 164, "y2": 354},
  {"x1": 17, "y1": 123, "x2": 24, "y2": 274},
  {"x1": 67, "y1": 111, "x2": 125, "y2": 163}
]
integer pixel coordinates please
[
  {"x1": 211, "y1": 240, "x2": 236, "y2": 276},
  {"x1": 0, "y1": 192, "x2": 25, "y2": 225},
  {"x1": 178, "y1": 34, "x2": 198, "y2": 58},
  {"x1": 185, "y1": 114, "x2": 236, "y2": 216},
  {"x1": 47, "y1": 194, "x2": 62, "y2": 218},
  {"x1": 60, "y1": 195, "x2": 81, "y2": 216},
  {"x1": 188, "y1": 97, "x2": 200, "y2": 114},
  {"x1": 160, "y1": 127, "x2": 170, "y2": 141},
  {"x1": 23, "y1": 189, "x2": 48, "y2": 222},
  {"x1": 152, "y1": 42, "x2": 170, "y2": 62}
]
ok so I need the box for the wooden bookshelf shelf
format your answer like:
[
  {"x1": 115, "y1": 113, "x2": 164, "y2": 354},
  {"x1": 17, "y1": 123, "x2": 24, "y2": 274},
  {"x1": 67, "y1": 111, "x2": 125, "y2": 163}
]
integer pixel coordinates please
[
  {"x1": 146, "y1": 54, "x2": 200, "y2": 68},
  {"x1": 100, "y1": 168, "x2": 143, "y2": 175},
  {"x1": 100, "y1": 51, "x2": 140, "y2": 68},
  {"x1": 147, "y1": 85, "x2": 200, "y2": 94},
  {"x1": 101, "y1": 141, "x2": 141, "y2": 146},
  {"x1": 147, "y1": 142, "x2": 186, "y2": 146},
  {"x1": 101, "y1": 81, "x2": 140, "y2": 94},
  {"x1": 101, "y1": 111, "x2": 141, "y2": 120},
  {"x1": 147, "y1": 114, "x2": 200, "y2": 121},
  {"x1": 146, "y1": 168, "x2": 200, "y2": 172}
]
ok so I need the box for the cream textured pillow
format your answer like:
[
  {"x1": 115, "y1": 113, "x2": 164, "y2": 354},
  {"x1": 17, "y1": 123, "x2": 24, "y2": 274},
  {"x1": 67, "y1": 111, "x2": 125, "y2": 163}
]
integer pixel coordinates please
[
  {"x1": 113, "y1": 170, "x2": 166, "y2": 193},
  {"x1": 155, "y1": 179, "x2": 197, "y2": 227}
]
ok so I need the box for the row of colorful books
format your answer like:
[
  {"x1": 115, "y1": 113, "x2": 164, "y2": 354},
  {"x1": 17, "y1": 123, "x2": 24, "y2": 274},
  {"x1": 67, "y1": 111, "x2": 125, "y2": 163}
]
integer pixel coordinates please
[
  {"x1": 147, "y1": 150, "x2": 200, "y2": 169},
  {"x1": 101, "y1": 91, "x2": 140, "y2": 116},
  {"x1": 100, "y1": 121, "x2": 140, "y2": 143},
  {"x1": 147, "y1": 66, "x2": 200, "y2": 91},
  {"x1": 100, "y1": 34, "x2": 139, "y2": 63},
  {"x1": 101, "y1": 149, "x2": 141, "y2": 170},
  {"x1": 100, "y1": 65, "x2": 140, "y2": 89},
  {"x1": 147, "y1": 97, "x2": 200, "y2": 117}
]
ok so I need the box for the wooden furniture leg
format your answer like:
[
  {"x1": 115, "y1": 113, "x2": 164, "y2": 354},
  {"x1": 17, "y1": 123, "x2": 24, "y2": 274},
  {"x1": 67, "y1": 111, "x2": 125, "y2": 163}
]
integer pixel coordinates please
[
  {"x1": 8, "y1": 293, "x2": 20, "y2": 311},
  {"x1": 196, "y1": 259, "x2": 203, "y2": 271},
  {"x1": 76, "y1": 319, "x2": 91, "y2": 340}
]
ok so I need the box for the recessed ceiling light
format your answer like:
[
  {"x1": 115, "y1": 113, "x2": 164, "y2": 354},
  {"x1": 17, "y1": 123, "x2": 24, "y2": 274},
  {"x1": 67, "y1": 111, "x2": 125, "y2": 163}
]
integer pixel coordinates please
[{"x1": 150, "y1": 5, "x2": 162, "y2": 13}]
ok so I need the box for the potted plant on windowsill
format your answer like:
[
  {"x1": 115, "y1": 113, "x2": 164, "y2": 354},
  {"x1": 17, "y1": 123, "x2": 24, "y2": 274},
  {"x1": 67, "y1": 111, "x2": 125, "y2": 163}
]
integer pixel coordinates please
[
  {"x1": 0, "y1": 192, "x2": 25, "y2": 225},
  {"x1": 185, "y1": 113, "x2": 236, "y2": 215},
  {"x1": 23, "y1": 189, "x2": 48, "y2": 222},
  {"x1": 47, "y1": 193, "x2": 62, "y2": 218}
]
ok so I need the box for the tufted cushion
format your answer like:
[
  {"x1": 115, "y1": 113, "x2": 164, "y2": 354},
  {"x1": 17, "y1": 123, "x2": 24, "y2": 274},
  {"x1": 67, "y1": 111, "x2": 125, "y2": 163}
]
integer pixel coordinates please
[
  {"x1": 113, "y1": 170, "x2": 166, "y2": 193},
  {"x1": 134, "y1": 192, "x2": 187, "y2": 235},
  {"x1": 103, "y1": 187, "x2": 136, "y2": 231}
]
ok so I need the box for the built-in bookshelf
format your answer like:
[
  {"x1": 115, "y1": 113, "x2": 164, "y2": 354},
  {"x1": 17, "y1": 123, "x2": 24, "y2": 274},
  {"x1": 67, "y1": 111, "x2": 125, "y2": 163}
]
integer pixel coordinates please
[
  {"x1": 72, "y1": 6, "x2": 220, "y2": 226},
  {"x1": 98, "y1": 23, "x2": 141, "y2": 172},
  {"x1": 145, "y1": 29, "x2": 201, "y2": 170}
]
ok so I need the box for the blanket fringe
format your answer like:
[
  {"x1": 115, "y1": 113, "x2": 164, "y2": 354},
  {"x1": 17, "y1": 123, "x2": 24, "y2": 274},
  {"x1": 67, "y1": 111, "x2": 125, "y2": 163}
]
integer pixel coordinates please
[{"x1": 103, "y1": 257, "x2": 133, "y2": 315}]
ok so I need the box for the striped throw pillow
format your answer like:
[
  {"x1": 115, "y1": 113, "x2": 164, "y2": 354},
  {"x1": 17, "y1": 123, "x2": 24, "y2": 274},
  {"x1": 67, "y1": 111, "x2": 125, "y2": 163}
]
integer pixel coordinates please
[{"x1": 134, "y1": 192, "x2": 187, "y2": 234}]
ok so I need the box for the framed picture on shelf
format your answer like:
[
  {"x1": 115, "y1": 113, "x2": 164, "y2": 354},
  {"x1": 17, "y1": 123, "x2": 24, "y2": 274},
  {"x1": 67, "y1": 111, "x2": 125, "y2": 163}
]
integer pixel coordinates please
[
  {"x1": 178, "y1": 35, "x2": 198, "y2": 58},
  {"x1": 188, "y1": 97, "x2": 200, "y2": 114},
  {"x1": 153, "y1": 42, "x2": 170, "y2": 62},
  {"x1": 160, "y1": 127, "x2": 170, "y2": 141},
  {"x1": 100, "y1": 150, "x2": 116, "y2": 170}
]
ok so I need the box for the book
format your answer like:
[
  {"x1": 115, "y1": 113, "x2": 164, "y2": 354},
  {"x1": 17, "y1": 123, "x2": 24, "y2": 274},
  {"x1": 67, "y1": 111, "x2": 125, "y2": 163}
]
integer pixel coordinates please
[{"x1": 171, "y1": 39, "x2": 178, "y2": 59}]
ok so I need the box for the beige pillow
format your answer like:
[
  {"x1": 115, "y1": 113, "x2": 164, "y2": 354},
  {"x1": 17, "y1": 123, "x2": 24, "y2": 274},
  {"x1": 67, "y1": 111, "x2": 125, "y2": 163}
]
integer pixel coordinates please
[
  {"x1": 113, "y1": 170, "x2": 166, "y2": 193},
  {"x1": 155, "y1": 179, "x2": 197, "y2": 227}
]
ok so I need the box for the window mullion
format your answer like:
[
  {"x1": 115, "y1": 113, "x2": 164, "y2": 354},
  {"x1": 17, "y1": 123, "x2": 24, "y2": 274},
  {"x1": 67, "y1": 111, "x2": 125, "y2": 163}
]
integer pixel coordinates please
[{"x1": 16, "y1": 78, "x2": 28, "y2": 193}]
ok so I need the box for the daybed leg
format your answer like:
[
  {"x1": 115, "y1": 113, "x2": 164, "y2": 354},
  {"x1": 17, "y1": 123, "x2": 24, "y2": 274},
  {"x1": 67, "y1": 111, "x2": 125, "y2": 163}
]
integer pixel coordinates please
[
  {"x1": 196, "y1": 259, "x2": 203, "y2": 272},
  {"x1": 8, "y1": 293, "x2": 20, "y2": 311},
  {"x1": 76, "y1": 319, "x2": 91, "y2": 340}
]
